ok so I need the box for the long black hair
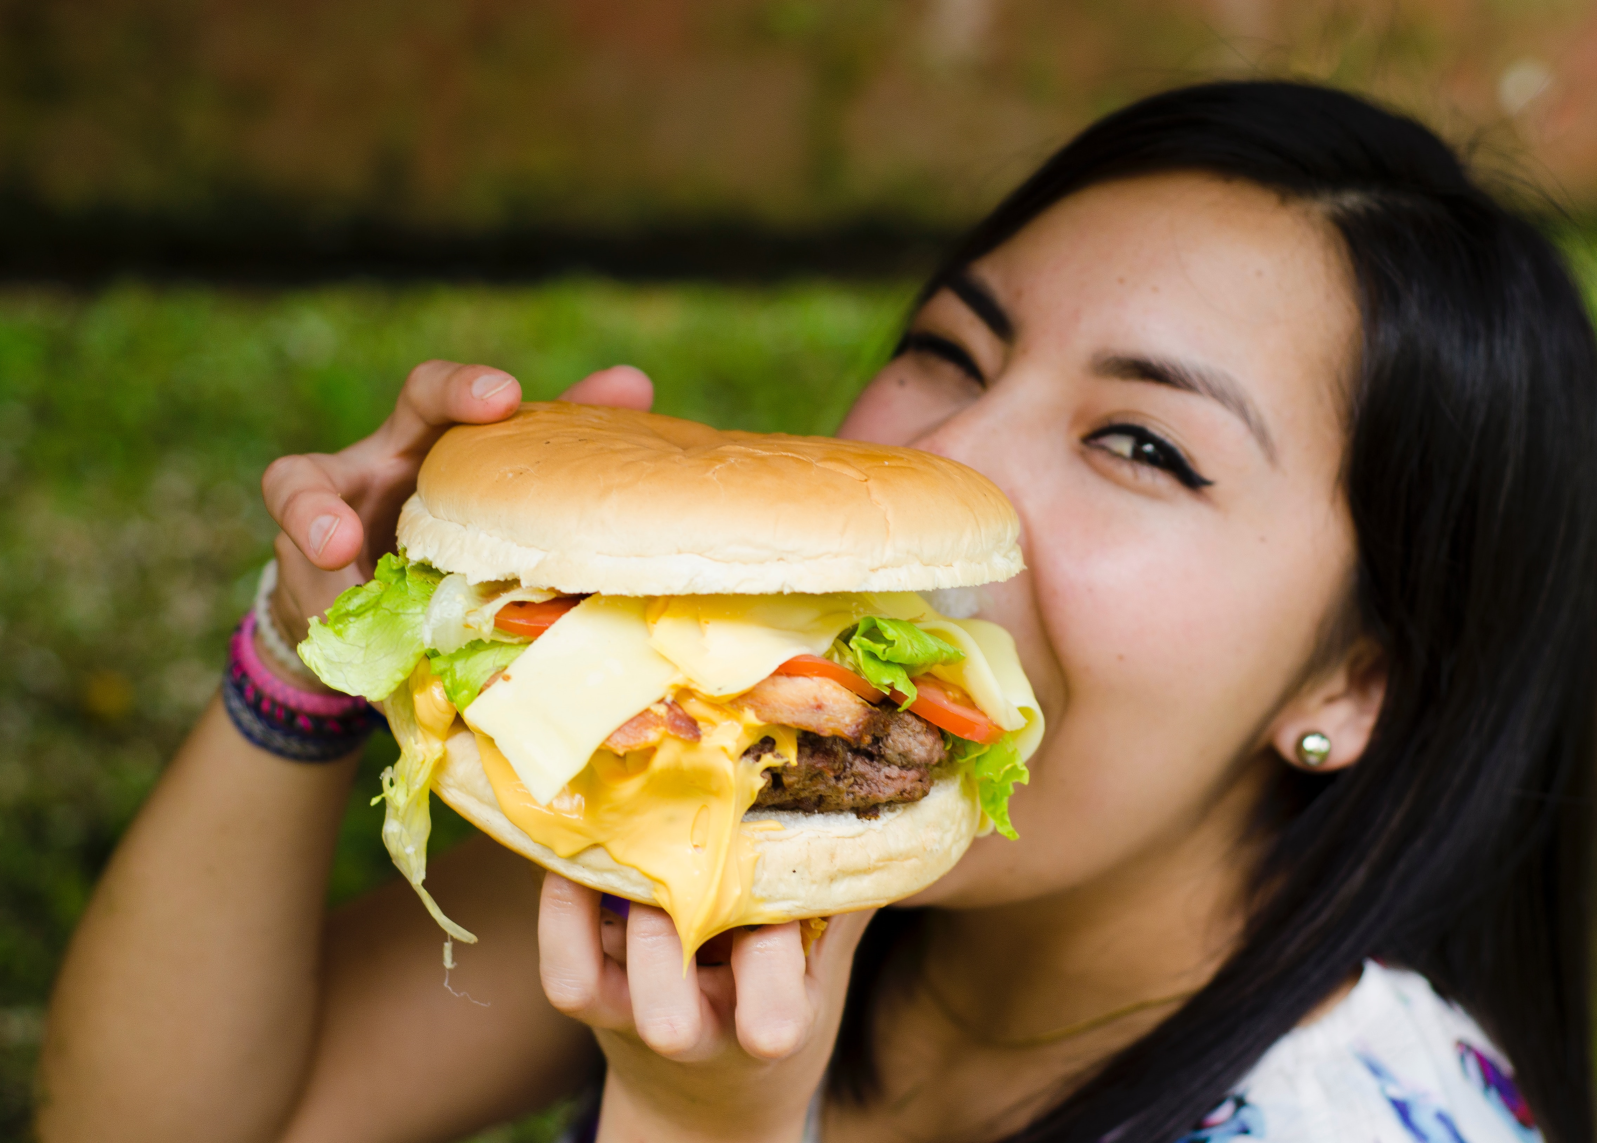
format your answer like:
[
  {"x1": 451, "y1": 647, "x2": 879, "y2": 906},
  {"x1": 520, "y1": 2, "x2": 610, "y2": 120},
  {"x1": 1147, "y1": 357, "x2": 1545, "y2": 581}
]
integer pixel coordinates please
[{"x1": 831, "y1": 81, "x2": 1597, "y2": 1142}]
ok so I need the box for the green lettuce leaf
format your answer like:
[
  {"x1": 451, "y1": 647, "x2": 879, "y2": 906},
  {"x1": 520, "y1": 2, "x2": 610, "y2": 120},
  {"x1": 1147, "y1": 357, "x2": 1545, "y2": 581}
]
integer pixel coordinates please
[
  {"x1": 948, "y1": 732, "x2": 1029, "y2": 840},
  {"x1": 374, "y1": 669, "x2": 476, "y2": 946},
  {"x1": 838, "y1": 616, "x2": 965, "y2": 707},
  {"x1": 297, "y1": 552, "x2": 441, "y2": 702},
  {"x1": 427, "y1": 640, "x2": 527, "y2": 710}
]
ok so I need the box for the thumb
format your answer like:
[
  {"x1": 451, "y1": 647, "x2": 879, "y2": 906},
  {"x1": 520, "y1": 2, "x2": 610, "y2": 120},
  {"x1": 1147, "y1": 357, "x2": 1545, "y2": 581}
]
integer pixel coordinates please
[{"x1": 559, "y1": 365, "x2": 654, "y2": 410}]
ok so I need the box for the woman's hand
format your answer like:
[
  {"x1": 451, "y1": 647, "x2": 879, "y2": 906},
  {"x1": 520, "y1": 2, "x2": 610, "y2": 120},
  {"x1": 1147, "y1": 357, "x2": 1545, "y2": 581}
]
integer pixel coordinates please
[
  {"x1": 260, "y1": 360, "x2": 654, "y2": 644},
  {"x1": 540, "y1": 873, "x2": 874, "y2": 1142}
]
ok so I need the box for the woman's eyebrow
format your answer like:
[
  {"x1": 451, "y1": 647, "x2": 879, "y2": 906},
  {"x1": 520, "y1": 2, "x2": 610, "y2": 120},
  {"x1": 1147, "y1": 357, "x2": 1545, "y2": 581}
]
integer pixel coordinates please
[
  {"x1": 946, "y1": 271, "x2": 1014, "y2": 342},
  {"x1": 1091, "y1": 351, "x2": 1278, "y2": 463}
]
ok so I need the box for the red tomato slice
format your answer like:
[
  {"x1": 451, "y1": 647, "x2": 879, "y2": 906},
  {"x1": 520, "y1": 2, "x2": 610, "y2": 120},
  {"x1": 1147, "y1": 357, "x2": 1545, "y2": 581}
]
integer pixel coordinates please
[
  {"x1": 899, "y1": 675, "x2": 1006, "y2": 745},
  {"x1": 773, "y1": 654, "x2": 886, "y2": 702},
  {"x1": 772, "y1": 655, "x2": 1005, "y2": 744},
  {"x1": 493, "y1": 596, "x2": 583, "y2": 639}
]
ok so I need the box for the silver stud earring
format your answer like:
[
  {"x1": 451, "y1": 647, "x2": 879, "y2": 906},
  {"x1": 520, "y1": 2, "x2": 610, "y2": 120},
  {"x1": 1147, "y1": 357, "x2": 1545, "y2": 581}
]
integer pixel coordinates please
[{"x1": 1295, "y1": 731, "x2": 1332, "y2": 768}]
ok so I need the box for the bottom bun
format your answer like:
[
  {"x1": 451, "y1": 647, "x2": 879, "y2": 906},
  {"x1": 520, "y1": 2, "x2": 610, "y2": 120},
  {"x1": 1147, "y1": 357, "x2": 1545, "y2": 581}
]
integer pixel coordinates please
[{"x1": 431, "y1": 727, "x2": 981, "y2": 920}]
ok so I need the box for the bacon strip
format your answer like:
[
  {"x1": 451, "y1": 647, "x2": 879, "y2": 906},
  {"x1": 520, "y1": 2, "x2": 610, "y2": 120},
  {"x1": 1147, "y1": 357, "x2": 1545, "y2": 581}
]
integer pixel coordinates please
[
  {"x1": 729, "y1": 674, "x2": 888, "y2": 744},
  {"x1": 604, "y1": 699, "x2": 702, "y2": 753}
]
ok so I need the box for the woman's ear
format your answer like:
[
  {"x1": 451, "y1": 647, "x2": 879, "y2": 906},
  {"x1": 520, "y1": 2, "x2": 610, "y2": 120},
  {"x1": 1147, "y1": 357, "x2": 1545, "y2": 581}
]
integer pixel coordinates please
[{"x1": 1267, "y1": 636, "x2": 1387, "y2": 772}]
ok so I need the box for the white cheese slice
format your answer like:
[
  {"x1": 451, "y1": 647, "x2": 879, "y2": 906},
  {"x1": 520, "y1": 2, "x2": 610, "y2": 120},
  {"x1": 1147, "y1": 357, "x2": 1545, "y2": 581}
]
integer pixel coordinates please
[
  {"x1": 918, "y1": 617, "x2": 1045, "y2": 761},
  {"x1": 462, "y1": 595, "x2": 680, "y2": 804},
  {"x1": 646, "y1": 592, "x2": 924, "y2": 698}
]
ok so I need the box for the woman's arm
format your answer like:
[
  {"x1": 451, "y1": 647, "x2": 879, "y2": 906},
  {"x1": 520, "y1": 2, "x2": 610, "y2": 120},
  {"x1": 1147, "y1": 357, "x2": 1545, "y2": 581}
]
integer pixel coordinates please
[
  {"x1": 37, "y1": 698, "x2": 363, "y2": 1142},
  {"x1": 280, "y1": 838, "x2": 600, "y2": 1142},
  {"x1": 36, "y1": 363, "x2": 648, "y2": 1142},
  {"x1": 40, "y1": 704, "x2": 600, "y2": 1143}
]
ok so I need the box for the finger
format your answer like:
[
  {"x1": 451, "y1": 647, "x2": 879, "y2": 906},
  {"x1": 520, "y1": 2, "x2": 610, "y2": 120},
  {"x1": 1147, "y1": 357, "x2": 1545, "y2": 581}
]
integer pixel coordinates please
[
  {"x1": 559, "y1": 365, "x2": 654, "y2": 410},
  {"x1": 807, "y1": 909, "x2": 878, "y2": 983},
  {"x1": 377, "y1": 360, "x2": 523, "y2": 455},
  {"x1": 271, "y1": 532, "x2": 363, "y2": 642},
  {"x1": 260, "y1": 454, "x2": 365, "y2": 571},
  {"x1": 538, "y1": 874, "x2": 631, "y2": 1029},
  {"x1": 731, "y1": 923, "x2": 813, "y2": 1059},
  {"x1": 626, "y1": 905, "x2": 713, "y2": 1059}
]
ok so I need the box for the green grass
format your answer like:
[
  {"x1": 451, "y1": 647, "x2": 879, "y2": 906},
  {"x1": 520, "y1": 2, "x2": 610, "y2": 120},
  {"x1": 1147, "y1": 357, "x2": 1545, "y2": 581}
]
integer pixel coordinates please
[{"x1": 0, "y1": 278, "x2": 914, "y2": 1139}]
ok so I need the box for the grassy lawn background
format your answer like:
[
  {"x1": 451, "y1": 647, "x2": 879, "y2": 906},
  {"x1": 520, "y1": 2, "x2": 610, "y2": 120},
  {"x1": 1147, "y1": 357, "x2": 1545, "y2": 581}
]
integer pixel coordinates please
[{"x1": 0, "y1": 279, "x2": 913, "y2": 1139}]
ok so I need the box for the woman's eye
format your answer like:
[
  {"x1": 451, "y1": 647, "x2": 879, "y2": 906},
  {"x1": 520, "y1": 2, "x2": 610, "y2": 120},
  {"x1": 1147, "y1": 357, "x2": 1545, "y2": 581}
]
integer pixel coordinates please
[
  {"x1": 1085, "y1": 424, "x2": 1212, "y2": 490},
  {"x1": 895, "y1": 330, "x2": 985, "y2": 386}
]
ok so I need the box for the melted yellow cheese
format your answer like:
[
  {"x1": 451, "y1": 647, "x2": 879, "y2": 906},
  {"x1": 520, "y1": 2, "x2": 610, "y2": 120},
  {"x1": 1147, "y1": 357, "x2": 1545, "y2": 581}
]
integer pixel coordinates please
[
  {"x1": 411, "y1": 667, "x2": 457, "y2": 739},
  {"x1": 475, "y1": 697, "x2": 798, "y2": 955}
]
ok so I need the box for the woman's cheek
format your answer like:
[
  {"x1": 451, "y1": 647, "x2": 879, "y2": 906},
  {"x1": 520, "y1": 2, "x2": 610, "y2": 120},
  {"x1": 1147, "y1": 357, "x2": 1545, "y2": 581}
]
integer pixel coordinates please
[{"x1": 836, "y1": 365, "x2": 973, "y2": 445}]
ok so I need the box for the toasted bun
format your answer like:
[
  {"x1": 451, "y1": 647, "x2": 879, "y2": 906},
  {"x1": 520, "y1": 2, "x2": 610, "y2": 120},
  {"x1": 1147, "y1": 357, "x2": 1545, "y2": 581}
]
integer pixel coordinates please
[
  {"x1": 432, "y1": 727, "x2": 980, "y2": 918},
  {"x1": 396, "y1": 402, "x2": 1022, "y2": 595}
]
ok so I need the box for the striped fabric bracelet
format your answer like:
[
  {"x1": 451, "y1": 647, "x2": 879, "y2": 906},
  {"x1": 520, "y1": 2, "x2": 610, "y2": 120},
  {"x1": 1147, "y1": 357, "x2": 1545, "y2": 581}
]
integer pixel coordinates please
[{"x1": 222, "y1": 612, "x2": 384, "y2": 762}]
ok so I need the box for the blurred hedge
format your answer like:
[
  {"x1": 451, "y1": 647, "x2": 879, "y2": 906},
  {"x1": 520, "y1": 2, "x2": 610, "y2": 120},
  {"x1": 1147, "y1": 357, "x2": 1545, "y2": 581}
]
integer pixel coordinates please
[
  {"x1": 0, "y1": 279, "x2": 910, "y2": 1138},
  {"x1": 7, "y1": 0, "x2": 1596, "y2": 239}
]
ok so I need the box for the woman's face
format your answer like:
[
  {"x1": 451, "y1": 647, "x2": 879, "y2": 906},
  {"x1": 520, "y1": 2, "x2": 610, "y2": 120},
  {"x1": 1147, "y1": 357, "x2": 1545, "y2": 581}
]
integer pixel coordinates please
[{"x1": 841, "y1": 172, "x2": 1362, "y2": 910}]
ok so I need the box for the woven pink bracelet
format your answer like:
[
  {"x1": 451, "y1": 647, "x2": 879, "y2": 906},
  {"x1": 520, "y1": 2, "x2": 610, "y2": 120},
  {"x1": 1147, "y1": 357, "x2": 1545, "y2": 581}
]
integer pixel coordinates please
[
  {"x1": 232, "y1": 613, "x2": 368, "y2": 716},
  {"x1": 223, "y1": 613, "x2": 381, "y2": 761}
]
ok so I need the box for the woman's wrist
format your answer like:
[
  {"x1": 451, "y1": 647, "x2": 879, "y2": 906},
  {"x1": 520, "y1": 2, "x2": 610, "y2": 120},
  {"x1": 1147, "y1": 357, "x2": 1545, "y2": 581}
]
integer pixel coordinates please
[
  {"x1": 251, "y1": 625, "x2": 335, "y2": 692},
  {"x1": 595, "y1": 1028, "x2": 826, "y2": 1143},
  {"x1": 223, "y1": 613, "x2": 379, "y2": 761},
  {"x1": 596, "y1": 1068, "x2": 817, "y2": 1143},
  {"x1": 220, "y1": 563, "x2": 380, "y2": 763}
]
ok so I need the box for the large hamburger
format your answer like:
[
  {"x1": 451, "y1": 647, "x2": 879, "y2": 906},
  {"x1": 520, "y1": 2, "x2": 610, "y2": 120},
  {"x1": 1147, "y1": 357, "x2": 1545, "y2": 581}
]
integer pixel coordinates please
[{"x1": 298, "y1": 402, "x2": 1043, "y2": 957}]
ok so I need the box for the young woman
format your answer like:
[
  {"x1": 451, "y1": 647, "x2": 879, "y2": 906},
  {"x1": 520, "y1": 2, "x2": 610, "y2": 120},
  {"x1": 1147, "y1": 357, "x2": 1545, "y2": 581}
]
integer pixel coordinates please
[{"x1": 38, "y1": 82, "x2": 1596, "y2": 1143}]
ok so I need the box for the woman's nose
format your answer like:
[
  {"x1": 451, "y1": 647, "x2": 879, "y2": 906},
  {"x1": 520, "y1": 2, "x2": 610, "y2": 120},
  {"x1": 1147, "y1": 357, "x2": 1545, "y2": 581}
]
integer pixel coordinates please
[
  {"x1": 909, "y1": 402, "x2": 988, "y2": 467},
  {"x1": 907, "y1": 392, "x2": 1036, "y2": 517}
]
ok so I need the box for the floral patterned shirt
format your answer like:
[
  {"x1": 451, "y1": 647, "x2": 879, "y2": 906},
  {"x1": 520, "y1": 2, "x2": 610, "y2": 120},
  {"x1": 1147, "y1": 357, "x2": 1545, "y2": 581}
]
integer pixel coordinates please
[{"x1": 1178, "y1": 961, "x2": 1537, "y2": 1143}]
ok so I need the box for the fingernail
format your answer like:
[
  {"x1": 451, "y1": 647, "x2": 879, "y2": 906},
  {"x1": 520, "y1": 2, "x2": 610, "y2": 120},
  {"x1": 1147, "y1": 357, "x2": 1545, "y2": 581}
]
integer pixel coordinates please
[
  {"x1": 308, "y1": 514, "x2": 341, "y2": 556},
  {"x1": 471, "y1": 371, "x2": 515, "y2": 400}
]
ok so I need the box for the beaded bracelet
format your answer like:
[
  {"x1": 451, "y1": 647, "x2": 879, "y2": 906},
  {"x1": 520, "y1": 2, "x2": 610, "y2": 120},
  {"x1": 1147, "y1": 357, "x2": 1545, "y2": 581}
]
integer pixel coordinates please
[
  {"x1": 252, "y1": 559, "x2": 325, "y2": 687},
  {"x1": 222, "y1": 611, "x2": 384, "y2": 762}
]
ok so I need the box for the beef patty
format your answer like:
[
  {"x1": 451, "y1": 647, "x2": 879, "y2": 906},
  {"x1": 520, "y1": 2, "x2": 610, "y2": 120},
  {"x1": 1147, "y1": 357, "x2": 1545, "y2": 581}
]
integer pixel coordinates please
[{"x1": 745, "y1": 705, "x2": 947, "y2": 818}]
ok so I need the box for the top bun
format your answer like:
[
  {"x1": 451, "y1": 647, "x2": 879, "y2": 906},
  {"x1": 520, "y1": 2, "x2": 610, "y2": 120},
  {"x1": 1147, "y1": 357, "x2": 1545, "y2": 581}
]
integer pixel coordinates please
[{"x1": 396, "y1": 402, "x2": 1023, "y2": 595}]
